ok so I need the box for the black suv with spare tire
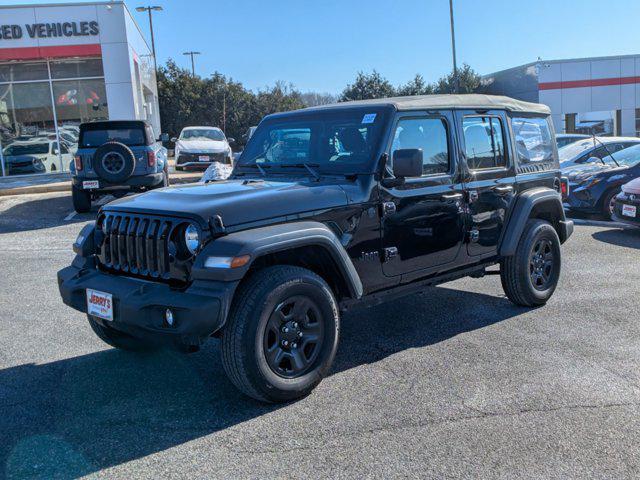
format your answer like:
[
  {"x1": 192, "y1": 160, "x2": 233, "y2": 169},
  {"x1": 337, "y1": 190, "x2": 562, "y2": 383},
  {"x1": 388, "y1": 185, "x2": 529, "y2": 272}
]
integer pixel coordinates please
[
  {"x1": 58, "y1": 95, "x2": 574, "y2": 402},
  {"x1": 71, "y1": 120, "x2": 170, "y2": 213}
]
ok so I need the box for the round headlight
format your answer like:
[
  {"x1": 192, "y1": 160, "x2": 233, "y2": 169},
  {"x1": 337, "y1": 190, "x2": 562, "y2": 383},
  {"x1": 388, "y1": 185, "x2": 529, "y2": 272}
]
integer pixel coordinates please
[{"x1": 184, "y1": 224, "x2": 200, "y2": 254}]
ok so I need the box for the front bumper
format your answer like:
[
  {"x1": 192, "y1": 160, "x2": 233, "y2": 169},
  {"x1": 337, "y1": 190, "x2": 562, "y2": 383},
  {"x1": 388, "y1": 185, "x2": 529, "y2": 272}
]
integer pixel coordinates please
[
  {"x1": 57, "y1": 257, "x2": 238, "y2": 347},
  {"x1": 176, "y1": 152, "x2": 231, "y2": 168},
  {"x1": 564, "y1": 185, "x2": 600, "y2": 213},
  {"x1": 612, "y1": 197, "x2": 640, "y2": 227},
  {"x1": 72, "y1": 172, "x2": 164, "y2": 192}
]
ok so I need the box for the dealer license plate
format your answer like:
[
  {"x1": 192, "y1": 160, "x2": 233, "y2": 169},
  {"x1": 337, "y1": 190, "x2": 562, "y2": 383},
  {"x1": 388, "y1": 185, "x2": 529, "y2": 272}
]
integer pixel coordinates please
[
  {"x1": 198, "y1": 155, "x2": 210, "y2": 162},
  {"x1": 86, "y1": 289, "x2": 113, "y2": 321},
  {"x1": 622, "y1": 204, "x2": 637, "y2": 218},
  {"x1": 82, "y1": 180, "x2": 99, "y2": 189}
]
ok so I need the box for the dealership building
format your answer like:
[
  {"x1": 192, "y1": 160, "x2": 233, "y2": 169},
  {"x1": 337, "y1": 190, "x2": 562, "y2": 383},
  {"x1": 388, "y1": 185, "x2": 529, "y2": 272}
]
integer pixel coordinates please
[
  {"x1": 481, "y1": 54, "x2": 640, "y2": 138},
  {"x1": 0, "y1": 1, "x2": 160, "y2": 177}
]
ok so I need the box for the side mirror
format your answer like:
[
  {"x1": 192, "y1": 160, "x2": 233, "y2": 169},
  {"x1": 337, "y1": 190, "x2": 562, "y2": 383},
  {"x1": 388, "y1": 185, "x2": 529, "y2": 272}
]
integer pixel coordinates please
[
  {"x1": 586, "y1": 156, "x2": 601, "y2": 163},
  {"x1": 159, "y1": 133, "x2": 169, "y2": 143},
  {"x1": 227, "y1": 137, "x2": 236, "y2": 144},
  {"x1": 392, "y1": 148, "x2": 423, "y2": 178},
  {"x1": 170, "y1": 137, "x2": 178, "y2": 143}
]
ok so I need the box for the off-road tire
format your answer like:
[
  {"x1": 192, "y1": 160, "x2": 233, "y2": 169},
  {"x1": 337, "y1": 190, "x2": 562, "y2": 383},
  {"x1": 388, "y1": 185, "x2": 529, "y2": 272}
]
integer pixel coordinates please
[
  {"x1": 88, "y1": 315, "x2": 154, "y2": 352},
  {"x1": 93, "y1": 141, "x2": 136, "y2": 183},
  {"x1": 221, "y1": 266, "x2": 340, "y2": 403},
  {"x1": 71, "y1": 185, "x2": 91, "y2": 213},
  {"x1": 500, "y1": 219, "x2": 561, "y2": 307}
]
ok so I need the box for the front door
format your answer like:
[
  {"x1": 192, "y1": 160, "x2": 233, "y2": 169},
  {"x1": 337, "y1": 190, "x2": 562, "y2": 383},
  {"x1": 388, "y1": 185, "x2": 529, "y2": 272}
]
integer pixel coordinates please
[
  {"x1": 456, "y1": 110, "x2": 516, "y2": 257},
  {"x1": 381, "y1": 111, "x2": 466, "y2": 277}
]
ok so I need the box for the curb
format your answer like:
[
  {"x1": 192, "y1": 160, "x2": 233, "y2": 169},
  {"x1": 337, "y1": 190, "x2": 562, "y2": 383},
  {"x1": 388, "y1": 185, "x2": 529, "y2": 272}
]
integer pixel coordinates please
[{"x1": 0, "y1": 174, "x2": 202, "y2": 197}]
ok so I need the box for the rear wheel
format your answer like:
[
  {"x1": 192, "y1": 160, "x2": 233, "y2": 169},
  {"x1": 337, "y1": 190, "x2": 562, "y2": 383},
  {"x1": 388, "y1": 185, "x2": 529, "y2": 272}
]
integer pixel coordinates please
[
  {"x1": 87, "y1": 315, "x2": 154, "y2": 352},
  {"x1": 71, "y1": 185, "x2": 91, "y2": 213},
  {"x1": 221, "y1": 266, "x2": 339, "y2": 403},
  {"x1": 501, "y1": 219, "x2": 561, "y2": 307}
]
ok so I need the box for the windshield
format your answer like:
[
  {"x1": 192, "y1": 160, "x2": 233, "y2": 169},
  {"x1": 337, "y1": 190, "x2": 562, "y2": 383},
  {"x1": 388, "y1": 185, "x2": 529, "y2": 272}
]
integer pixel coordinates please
[
  {"x1": 558, "y1": 139, "x2": 596, "y2": 161},
  {"x1": 180, "y1": 129, "x2": 225, "y2": 141},
  {"x1": 601, "y1": 144, "x2": 640, "y2": 167},
  {"x1": 237, "y1": 107, "x2": 390, "y2": 174},
  {"x1": 4, "y1": 143, "x2": 49, "y2": 155}
]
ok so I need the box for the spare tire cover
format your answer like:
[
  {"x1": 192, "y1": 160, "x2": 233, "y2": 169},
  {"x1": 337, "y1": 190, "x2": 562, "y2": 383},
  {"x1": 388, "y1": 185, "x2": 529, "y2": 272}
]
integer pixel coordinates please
[{"x1": 93, "y1": 141, "x2": 136, "y2": 183}]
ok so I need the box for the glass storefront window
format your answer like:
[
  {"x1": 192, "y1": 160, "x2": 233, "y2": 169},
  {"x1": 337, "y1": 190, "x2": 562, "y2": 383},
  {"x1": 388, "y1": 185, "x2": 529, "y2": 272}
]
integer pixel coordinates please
[
  {"x1": 0, "y1": 82, "x2": 59, "y2": 175},
  {"x1": 0, "y1": 61, "x2": 49, "y2": 83},
  {"x1": 50, "y1": 58, "x2": 104, "y2": 79},
  {"x1": 0, "y1": 57, "x2": 108, "y2": 176}
]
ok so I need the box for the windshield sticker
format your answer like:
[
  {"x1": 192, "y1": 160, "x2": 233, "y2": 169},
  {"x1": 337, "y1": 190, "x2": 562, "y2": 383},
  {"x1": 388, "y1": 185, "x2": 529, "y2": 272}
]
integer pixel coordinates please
[{"x1": 362, "y1": 113, "x2": 377, "y2": 124}]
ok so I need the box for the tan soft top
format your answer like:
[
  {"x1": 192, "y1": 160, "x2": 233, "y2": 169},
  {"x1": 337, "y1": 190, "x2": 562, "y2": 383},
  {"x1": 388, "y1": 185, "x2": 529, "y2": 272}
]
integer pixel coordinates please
[{"x1": 307, "y1": 94, "x2": 550, "y2": 115}]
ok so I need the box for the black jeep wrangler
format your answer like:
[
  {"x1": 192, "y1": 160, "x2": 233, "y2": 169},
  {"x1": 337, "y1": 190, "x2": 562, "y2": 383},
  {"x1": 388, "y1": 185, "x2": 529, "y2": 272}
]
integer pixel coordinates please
[{"x1": 58, "y1": 95, "x2": 573, "y2": 403}]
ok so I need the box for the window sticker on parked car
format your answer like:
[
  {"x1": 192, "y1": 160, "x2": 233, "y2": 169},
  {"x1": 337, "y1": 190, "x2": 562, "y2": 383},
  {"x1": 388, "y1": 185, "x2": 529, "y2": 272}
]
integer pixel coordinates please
[{"x1": 361, "y1": 113, "x2": 377, "y2": 124}]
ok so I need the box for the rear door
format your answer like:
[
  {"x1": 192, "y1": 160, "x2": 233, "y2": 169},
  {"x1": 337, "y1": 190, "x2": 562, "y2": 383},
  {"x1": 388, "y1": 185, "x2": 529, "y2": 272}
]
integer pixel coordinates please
[
  {"x1": 456, "y1": 110, "x2": 516, "y2": 257},
  {"x1": 380, "y1": 110, "x2": 466, "y2": 277}
]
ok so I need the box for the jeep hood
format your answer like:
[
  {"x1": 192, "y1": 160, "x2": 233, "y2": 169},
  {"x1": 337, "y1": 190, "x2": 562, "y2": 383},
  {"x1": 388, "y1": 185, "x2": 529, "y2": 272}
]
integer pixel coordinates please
[{"x1": 103, "y1": 179, "x2": 349, "y2": 227}]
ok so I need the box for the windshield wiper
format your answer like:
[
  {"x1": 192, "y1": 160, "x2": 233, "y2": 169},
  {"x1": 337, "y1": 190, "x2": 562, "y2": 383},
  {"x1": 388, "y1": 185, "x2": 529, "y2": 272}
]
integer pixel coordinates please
[
  {"x1": 591, "y1": 135, "x2": 620, "y2": 167},
  {"x1": 280, "y1": 163, "x2": 321, "y2": 181}
]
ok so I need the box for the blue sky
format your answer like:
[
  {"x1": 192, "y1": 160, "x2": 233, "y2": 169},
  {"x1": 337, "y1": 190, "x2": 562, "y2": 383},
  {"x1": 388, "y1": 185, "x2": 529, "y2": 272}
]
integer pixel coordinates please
[{"x1": 3, "y1": 0, "x2": 640, "y2": 93}]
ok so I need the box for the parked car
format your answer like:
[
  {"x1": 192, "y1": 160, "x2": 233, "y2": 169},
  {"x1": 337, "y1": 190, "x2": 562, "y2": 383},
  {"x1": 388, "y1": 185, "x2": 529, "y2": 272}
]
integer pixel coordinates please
[
  {"x1": 70, "y1": 120, "x2": 169, "y2": 213},
  {"x1": 559, "y1": 136, "x2": 640, "y2": 170},
  {"x1": 172, "y1": 126, "x2": 233, "y2": 171},
  {"x1": 555, "y1": 133, "x2": 589, "y2": 149},
  {"x1": 2, "y1": 139, "x2": 71, "y2": 174},
  {"x1": 58, "y1": 94, "x2": 573, "y2": 402},
  {"x1": 564, "y1": 143, "x2": 640, "y2": 218},
  {"x1": 612, "y1": 177, "x2": 640, "y2": 227}
]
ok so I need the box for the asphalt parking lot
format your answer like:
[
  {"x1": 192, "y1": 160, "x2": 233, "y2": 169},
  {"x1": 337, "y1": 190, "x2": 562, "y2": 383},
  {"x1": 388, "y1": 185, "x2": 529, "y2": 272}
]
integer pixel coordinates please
[{"x1": 1, "y1": 191, "x2": 640, "y2": 479}]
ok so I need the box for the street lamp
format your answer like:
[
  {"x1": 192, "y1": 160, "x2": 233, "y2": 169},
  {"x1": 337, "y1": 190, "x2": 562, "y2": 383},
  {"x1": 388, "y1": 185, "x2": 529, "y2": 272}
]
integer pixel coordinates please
[
  {"x1": 136, "y1": 6, "x2": 163, "y2": 71},
  {"x1": 448, "y1": 0, "x2": 459, "y2": 94},
  {"x1": 183, "y1": 51, "x2": 201, "y2": 76}
]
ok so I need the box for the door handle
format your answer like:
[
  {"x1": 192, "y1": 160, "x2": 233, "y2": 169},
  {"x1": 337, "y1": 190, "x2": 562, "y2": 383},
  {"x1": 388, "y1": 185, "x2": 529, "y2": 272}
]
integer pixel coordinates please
[
  {"x1": 493, "y1": 185, "x2": 514, "y2": 194},
  {"x1": 441, "y1": 192, "x2": 463, "y2": 202}
]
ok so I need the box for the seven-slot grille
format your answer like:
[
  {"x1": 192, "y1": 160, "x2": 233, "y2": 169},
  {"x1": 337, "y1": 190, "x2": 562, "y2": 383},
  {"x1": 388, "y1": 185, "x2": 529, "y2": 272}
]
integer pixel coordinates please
[{"x1": 96, "y1": 212, "x2": 176, "y2": 280}]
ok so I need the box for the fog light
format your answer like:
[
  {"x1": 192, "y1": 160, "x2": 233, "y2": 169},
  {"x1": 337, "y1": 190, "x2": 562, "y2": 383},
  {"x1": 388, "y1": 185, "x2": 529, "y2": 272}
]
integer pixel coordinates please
[{"x1": 165, "y1": 308, "x2": 174, "y2": 326}]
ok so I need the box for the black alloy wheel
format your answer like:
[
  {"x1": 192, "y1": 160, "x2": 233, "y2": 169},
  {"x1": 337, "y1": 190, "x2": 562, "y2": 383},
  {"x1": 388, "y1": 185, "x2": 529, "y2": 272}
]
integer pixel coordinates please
[
  {"x1": 263, "y1": 296, "x2": 325, "y2": 378},
  {"x1": 221, "y1": 265, "x2": 340, "y2": 403},
  {"x1": 529, "y1": 238, "x2": 555, "y2": 291}
]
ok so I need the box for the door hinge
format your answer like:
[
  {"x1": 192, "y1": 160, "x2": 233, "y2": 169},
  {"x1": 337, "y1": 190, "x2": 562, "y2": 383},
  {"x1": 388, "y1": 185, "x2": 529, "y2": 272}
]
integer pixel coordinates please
[
  {"x1": 381, "y1": 201, "x2": 397, "y2": 216},
  {"x1": 384, "y1": 246, "x2": 398, "y2": 262},
  {"x1": 469, "y1": 228, "x2": 480, "y2": 243}
]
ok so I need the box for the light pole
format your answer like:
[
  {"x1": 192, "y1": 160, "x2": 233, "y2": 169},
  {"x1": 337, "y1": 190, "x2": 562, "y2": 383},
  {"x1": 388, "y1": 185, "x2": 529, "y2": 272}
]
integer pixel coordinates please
[
  {"x1": 448, "y1": 0, "x2": 459, "y2": 94},
  {"x1": 183, "y1": 51, "x2": 201, "y2": 76},
  {"x1": 136, "y1": 6, "x2": 163, "y2": 71}
]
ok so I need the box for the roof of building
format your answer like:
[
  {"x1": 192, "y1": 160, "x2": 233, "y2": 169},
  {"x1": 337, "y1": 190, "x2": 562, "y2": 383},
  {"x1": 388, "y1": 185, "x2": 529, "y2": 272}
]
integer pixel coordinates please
[{"x1": 307, "y1": 94, "x2": 550, "y2": 115}]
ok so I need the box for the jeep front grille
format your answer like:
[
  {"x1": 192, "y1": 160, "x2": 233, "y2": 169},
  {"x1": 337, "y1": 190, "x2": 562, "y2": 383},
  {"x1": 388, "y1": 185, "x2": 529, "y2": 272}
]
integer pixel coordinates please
[{"x1": 95, "y1": 212, "x2": 190, "y2": 283}]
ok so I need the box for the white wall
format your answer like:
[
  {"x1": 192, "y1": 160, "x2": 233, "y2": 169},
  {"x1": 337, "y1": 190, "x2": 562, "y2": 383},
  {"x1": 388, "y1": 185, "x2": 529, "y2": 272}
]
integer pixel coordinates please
[{"x1": 538, "y1": 55, "x2": 640, "y2": 136}]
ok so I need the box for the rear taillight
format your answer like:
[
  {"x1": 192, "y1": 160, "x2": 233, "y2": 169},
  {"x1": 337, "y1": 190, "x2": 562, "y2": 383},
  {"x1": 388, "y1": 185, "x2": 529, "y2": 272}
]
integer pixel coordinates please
[
  {"x1": 74, "y1": 155, "x2": 83, "y2": 171},
  {"x1": 147, "y1": 150, "x2": 156, "y2": 167},
  {"x1": 560, "y1": 177, "x2": 569, "y2": 199}
]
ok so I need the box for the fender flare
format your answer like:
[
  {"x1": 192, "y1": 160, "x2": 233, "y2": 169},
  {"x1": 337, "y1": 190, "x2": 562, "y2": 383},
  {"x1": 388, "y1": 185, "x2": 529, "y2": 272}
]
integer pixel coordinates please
[
  {"x1": 191, "y1": 221, "x2": 363, "y2": 299},
  {"x1": 499, "y1": 187, "x2": 573, "y2": 257}
]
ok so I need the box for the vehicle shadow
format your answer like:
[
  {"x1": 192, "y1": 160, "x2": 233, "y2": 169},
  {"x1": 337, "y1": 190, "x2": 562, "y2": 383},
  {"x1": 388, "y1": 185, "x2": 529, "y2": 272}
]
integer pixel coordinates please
[
  {"x1": 0, "y1": 286, "x2": 523, "y2": 478},
  {"x1": 0, "y1": 193, "x2": 106, "y2": 234},
  {"x1": 591, "y1": 228, "x2": 640, "y2": 249}
]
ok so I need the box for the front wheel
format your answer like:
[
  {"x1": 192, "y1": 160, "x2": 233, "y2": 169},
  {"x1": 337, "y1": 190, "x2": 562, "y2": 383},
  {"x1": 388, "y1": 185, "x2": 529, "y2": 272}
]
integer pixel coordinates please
[
  {"x1": 221, "y1": 266, "x2": 339, "y2": 403},
  {"x1": 500, "y1": 219, "x2": 561, "y2": 307},
  {"x1": 602, "y1": 189, "x2": 619, "y2": 220}
]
